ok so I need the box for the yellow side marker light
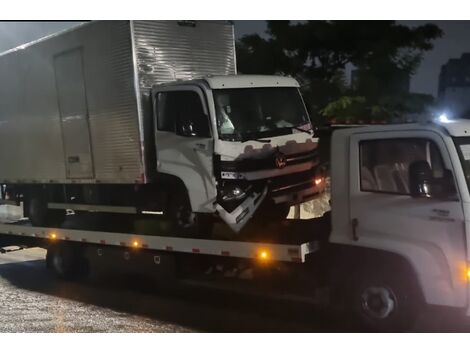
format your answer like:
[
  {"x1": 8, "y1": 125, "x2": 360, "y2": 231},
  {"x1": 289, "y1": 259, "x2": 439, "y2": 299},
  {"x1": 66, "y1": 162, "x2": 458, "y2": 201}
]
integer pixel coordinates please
[
  {"x1": 258, "y1": 250, "x2": 270, "y2": 261},
  {"x1": 50, "y1": 233, "x2": 57, "y2": 240}
]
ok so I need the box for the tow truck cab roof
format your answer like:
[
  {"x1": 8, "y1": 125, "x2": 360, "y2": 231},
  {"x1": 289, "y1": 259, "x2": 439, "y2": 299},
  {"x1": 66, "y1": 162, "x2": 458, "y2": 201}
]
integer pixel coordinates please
[{"x1": 332, "y1": 119, "x2": 470, "y2": 139}]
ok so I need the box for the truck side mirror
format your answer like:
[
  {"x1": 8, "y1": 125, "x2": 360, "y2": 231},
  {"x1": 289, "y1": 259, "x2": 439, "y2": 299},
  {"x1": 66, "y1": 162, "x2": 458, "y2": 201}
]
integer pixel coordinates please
[
  {"x1": 409, "y1": 160, "x2": 432, "y2": 198},
  {"x1": 432, "y1": 169, "x2": 458, "y2": 200},
  {"x1": 409, "y1": 161, "x2": 457, "y2": 200}
]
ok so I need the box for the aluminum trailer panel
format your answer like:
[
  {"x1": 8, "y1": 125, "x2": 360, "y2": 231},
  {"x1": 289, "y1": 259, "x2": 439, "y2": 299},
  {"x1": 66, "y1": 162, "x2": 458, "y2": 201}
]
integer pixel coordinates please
[
  {"x1": 0, "y1": 20, "x2": 236, "y2": 184},
  {"x1": 0, "y1": 222, "x2": 317, "y2": 263}
]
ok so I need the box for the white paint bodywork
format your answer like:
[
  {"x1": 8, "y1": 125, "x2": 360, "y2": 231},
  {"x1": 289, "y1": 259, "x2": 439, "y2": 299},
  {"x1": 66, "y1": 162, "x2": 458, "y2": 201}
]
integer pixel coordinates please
[
  {"x1": 153, "y1": 75, "x2": 320, "y2": 229},
  {"x1": 329, "y1": 121, "x2": 470, "y2": 313}
]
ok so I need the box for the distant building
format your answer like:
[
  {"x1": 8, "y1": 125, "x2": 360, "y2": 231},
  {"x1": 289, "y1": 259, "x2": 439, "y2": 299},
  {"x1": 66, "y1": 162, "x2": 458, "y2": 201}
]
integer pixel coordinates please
[{"x1": 438, "y1": 53, "x2": 470, "y2": 118}]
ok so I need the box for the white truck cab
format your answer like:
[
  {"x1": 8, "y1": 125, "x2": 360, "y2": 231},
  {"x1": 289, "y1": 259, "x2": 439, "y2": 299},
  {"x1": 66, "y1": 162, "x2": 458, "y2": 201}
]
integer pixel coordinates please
[
  {"x1": 152, "y1": 75, "x2": 324, "y2": 232},
  {"x1": 328, "y1": 119, "x2": 470, "y2": 325}
]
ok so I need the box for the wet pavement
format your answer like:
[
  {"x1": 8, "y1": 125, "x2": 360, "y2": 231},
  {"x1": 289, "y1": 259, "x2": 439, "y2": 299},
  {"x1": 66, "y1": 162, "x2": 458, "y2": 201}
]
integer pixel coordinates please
[
  {"x1": 1, "y1": 247, "x2": 470, "y2": 332},
  {"x1": 0, "y1": 248, "x2": 331, "y2": 332}
]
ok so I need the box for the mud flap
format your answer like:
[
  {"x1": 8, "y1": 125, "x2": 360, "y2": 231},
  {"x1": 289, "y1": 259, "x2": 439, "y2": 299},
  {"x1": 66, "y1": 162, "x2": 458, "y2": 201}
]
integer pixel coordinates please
[{"x1": 216, "y1": 187, "x2": 268, "y2": 233}]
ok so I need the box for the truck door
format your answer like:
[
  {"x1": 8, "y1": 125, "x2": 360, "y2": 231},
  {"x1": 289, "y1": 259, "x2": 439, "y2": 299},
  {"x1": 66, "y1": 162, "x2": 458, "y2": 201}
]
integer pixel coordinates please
[
  {"x1": 152, "y1": 85, "x2": 215, "y2": 212},
  {"x1": 349, "y1": 131, "x2": 467, "y2": 308},
  {"x1": 54, "y1": 48, "x2": 94, "y2": 179}
]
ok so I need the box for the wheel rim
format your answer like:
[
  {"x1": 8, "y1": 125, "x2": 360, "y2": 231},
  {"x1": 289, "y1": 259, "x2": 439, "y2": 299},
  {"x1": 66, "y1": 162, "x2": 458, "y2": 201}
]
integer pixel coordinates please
[{"x1": 361, "y1": 286, "x2": 397, "y2": 320}]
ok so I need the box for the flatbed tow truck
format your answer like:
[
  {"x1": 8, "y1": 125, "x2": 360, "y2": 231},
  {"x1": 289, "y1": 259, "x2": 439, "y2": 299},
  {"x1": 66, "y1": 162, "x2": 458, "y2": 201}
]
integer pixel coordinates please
[{"x1": 3, "y1": 119, "x2": 470, "y2": 331}]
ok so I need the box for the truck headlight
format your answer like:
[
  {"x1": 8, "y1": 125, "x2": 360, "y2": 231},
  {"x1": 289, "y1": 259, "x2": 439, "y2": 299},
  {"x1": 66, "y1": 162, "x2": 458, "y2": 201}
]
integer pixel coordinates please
[
  {"x1": 218, "y1": 183, "x2": 253, "y2": 213},
  {"x1": 221, "y1": 185, "x2": 248, "y2": 202}
]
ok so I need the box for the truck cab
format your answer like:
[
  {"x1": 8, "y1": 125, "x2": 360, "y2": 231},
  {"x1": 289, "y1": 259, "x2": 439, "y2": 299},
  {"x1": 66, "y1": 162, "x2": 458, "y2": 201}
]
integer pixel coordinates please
[
  {"x1": 152, "y1": 75, "x2": 324, "y2": 232},
  {"x1": 328, "y1": 120, "x2": 470, "y2": 327}
]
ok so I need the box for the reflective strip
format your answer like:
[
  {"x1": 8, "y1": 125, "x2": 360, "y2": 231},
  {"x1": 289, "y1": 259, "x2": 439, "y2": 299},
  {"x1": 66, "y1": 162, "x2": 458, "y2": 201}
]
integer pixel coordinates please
[
  {"x1": 221, "y1": 251, "x2": 230, "y2": 256},
  {"x1": 192, "y1": 248, "x2": 200, "y2": 253}
]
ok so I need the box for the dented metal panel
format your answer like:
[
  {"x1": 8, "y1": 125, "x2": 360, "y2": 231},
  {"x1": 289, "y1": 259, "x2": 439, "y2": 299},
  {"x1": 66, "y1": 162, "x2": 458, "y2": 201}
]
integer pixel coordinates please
[{"x1": 132, "y1": 20, "x2": 236, "y2": 88}]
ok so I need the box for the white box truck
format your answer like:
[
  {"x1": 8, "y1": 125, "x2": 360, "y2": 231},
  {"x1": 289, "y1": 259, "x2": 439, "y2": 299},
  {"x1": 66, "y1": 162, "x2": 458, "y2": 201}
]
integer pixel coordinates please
[
  {"x1": 2, "y1": 118, "x2": 470, "y2": 331},
  {"x1": 0, "y1": 20, "x2": 324, "y2": 235}
]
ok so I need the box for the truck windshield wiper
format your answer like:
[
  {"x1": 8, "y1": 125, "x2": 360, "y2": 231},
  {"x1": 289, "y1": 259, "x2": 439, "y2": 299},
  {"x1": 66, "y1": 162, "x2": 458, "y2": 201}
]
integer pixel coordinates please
[
  {"x1": 235, "y1": 132, "x2": 271, "y2": 143},
  {"x1": 240, "y1": 137, "x2": 272, "y2": 143},
  {"x1": 292, "y1": 125, "x2": 313, "y2": 134}
]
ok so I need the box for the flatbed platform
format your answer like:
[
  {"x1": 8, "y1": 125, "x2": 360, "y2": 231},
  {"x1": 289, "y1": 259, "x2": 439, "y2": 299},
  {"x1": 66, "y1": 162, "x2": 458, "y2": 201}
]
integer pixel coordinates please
[{"x1": 0, "y1": 212, "x2": 328, "y2": 263}]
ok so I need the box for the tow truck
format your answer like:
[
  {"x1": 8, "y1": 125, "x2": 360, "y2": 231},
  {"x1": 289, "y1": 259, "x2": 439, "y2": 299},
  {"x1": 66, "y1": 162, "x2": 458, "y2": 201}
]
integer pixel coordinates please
[{"x1": 3, "y1": 118, "x2": 470, "y2": 331}]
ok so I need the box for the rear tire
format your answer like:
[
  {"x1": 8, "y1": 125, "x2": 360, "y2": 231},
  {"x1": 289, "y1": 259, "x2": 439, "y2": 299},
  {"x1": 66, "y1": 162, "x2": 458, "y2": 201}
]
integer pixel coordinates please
[
  {"x1": 46, "y1": 244, "x2": 89, "y2": 281},
  {"x1": 27, "y1": 192, "x2": 66, "y2": 227}
]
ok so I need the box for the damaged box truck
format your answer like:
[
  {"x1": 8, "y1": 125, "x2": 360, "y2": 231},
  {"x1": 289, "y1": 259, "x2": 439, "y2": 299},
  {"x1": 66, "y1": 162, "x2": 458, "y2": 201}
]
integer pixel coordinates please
[{"x1": 0, "y1": 20, "x2": 324, "y2": 235}]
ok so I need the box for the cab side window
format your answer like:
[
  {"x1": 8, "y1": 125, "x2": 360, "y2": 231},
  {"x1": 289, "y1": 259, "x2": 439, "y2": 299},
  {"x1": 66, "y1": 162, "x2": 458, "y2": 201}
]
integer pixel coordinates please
[
  {"x1": 157, "y1": 90, "x2": 211, "y2": 138},
  {"x1": 360, "y1": 138, "x2": 445, "y2": 195}
]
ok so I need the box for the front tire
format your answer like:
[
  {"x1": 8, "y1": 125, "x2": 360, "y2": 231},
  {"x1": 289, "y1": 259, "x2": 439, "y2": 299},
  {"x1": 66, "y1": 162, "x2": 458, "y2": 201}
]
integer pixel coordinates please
[
  {"x1": 350, "y1": 268, "x2": 422, "y2": 332},
  {"x1": 168, "y1": 187, "x2": 212, "y2": 237}
]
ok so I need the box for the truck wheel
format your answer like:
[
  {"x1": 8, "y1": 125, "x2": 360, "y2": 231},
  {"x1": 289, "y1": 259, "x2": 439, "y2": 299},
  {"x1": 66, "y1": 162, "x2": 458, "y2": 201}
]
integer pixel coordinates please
[
  {"x1": 351, "y1": 268, "x2": 422, "y2": 332},
  {"x1": 46, "y1": 244, "x2": 89, "y2": 281},
  {"x1": 168, "y1": 188, "x2": 213, "y2": 237},
  {"x1": 28, "y1": 194, "x2": 66, "y2": 227},
  {"x1": 168, "y1": 187, "x2": 198, "y2": 236}
]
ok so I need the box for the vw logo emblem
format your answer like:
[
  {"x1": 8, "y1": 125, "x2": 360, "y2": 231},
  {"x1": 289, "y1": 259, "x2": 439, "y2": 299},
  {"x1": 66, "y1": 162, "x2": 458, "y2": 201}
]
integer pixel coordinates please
[{"x1": 275, "y1": 153, "x2": 287, "y2": 169}]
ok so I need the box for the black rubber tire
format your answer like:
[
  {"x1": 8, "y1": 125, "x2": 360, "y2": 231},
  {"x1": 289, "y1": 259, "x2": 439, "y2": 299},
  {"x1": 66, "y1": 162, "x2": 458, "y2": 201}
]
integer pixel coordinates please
[
  {"x1": 196, "y1": 213, "x2": 214, "y2": 237},
  {"x1": 350, "y1": 268, "x2": 422, "y2": 332},
  {"x1": 168, "y1": 187, "x2": 213, "y2": 237},
  {"x1": 46, "y1": 244, "x2": 89, "y2": 281},
  {"x1": 168, "y1": 187, "x2": 198, "y2": 236},
  {"x1": 27, "y1": 193, "x2": 66, "y2": 227}
]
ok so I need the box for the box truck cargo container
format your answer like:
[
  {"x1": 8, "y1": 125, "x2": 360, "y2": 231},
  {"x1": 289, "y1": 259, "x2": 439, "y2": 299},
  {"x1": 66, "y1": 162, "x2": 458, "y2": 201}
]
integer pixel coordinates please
[{"x1": 0, "y1": 20, "x2": 324, "y2": 235}]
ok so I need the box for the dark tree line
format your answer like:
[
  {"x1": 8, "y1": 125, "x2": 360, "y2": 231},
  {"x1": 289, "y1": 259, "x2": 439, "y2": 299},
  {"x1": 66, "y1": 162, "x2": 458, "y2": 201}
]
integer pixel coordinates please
[{"x1": 236, "y1": 21, "x2": 443, "y2": 123}]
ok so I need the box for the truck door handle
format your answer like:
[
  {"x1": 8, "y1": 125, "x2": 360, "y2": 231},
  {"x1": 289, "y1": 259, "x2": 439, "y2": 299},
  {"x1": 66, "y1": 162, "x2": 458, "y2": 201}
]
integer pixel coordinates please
[{"x1": 351, "y1": 218, "x2": 359, "y2": 241}]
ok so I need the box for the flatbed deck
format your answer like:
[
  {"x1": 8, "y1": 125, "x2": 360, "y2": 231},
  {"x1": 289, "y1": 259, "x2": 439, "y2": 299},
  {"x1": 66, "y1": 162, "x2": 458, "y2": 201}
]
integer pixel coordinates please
[{"x1": 0, "y1": 212, "x2": 328, "y2": 263}]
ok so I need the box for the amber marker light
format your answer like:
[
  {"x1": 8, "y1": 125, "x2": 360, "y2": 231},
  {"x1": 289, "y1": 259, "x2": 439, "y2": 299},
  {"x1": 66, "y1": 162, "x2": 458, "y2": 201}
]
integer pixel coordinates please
[
  {"x1": 314, "y1": 177, "x2": 323, "y2": 186},
  {"x1": 132, "y1": 241, "x2": 140, "y2": 248},
  {"x1": 258, "y1": 249, "x2": 270, "y2": 262},
  {"x1": 50, "y1": 233, "x2": 57, "y2": 240}
]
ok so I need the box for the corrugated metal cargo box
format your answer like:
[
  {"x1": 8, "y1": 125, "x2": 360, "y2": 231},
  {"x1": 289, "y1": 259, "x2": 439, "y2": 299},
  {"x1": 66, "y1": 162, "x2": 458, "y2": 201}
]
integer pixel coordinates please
[{"x1": 0, "y1": 20, "x2": 236, "y2": 184}]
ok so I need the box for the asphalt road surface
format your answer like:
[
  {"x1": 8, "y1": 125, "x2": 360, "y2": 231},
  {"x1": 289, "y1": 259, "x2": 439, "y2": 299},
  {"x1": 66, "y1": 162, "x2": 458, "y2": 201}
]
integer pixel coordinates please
[
  {"x1": 1, "y1": 247, "x2": 470, "y2": 332},
  {"x1": 0, "y1": 248, "x2": 329, "y2": 332}
]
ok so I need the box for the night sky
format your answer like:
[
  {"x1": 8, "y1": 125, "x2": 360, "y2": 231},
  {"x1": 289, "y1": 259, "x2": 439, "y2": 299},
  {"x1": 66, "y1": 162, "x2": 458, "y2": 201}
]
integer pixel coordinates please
[{"x1": 1, "y1": 20, "x2": 469, "y2": 97}]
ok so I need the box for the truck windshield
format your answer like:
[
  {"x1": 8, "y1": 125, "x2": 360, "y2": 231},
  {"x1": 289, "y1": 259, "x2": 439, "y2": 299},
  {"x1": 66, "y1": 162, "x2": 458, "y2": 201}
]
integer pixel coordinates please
[
  {"x1": 454, "y1": 137, "x2": 470, "y2": 192},
  {"x1": 213, "y1": 87, "x2": 310, "y2": 141}
]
